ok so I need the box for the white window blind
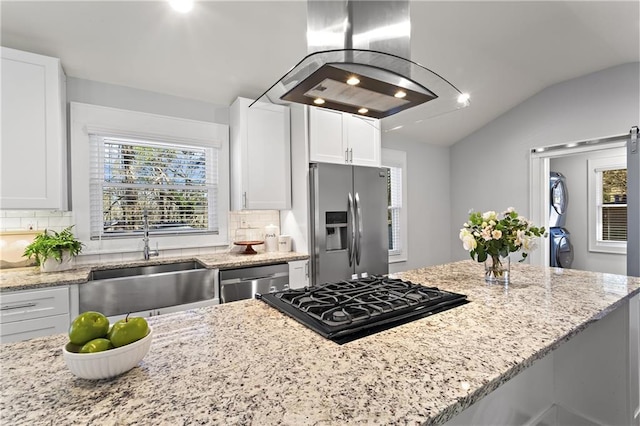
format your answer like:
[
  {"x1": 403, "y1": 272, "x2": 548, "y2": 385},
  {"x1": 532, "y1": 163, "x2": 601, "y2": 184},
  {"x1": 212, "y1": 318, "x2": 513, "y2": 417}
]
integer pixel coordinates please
[
  {"x1": 89, "y1": 135, "x2": 218, "y2": 239},
  {"x1": 387, "y1": 165, "x2": 403, "y2": 255}
]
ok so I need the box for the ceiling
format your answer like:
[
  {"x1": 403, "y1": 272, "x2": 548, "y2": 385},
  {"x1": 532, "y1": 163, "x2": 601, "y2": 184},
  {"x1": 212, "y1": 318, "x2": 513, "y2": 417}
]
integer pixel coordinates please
[{"x1": 2, "y1": 1, "x2": 639, "y2": 146}]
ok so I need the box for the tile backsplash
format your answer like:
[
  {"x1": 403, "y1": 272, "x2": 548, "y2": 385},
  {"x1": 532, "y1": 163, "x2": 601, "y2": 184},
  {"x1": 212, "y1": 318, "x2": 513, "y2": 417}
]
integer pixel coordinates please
[
  {"x1": 0, "y1": 209, "x2": 281, "y2": 264},
  {"x1": 0, "y1": 210, "x2": 74, "y2": 232},
  {"x1": 228, "y1": 210, "x2": 280, "y2": 253}
]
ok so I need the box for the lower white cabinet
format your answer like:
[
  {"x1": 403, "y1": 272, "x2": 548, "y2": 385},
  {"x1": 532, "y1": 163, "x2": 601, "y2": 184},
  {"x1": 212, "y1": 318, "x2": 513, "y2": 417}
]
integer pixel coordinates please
[
  {"x1": 288, "y1": 260, "x2": 309, "y2": 289},
  {"x1": 630, "y1": 293, "x2": 640, "y2": 423},
  {"x1": 444, "y1": 295, "x2": 638, "y2": 426},
  {"x1": 0, "y1": 286, "x2": 70, "y2": 343}
]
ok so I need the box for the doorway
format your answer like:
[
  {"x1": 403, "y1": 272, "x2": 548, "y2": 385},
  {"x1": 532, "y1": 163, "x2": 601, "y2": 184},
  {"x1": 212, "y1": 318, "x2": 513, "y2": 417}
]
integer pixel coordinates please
[{"x1": 529, "y1": 134, "x2": 628, "y2": 274}]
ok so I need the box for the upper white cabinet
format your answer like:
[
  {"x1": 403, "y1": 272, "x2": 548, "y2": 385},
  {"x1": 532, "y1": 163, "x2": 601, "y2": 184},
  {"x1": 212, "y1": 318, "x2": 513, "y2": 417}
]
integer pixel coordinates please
[
  {"x1": 1, "y1": 47, "x2": 68, "y2": 210},
  {"x1": 230, "y1": 97, "x2": 291, "y2": 210},
  {"x1": 309, "y1": 107, "x2": 381, "y2": 167}
]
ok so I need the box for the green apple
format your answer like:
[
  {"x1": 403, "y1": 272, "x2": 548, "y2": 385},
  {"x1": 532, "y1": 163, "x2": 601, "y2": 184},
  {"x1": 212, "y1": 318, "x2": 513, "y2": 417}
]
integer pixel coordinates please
[
  {"x1": 108, "y1": 315, "x2": 149, "y2": 348},
  {"x1": 65, "y1": 342, "x2": 83, "y2": 353},
  {"x1": 80, "y1": 338, "x2": 114, "y2": 353},
  {"x1": 68, "y1": 311, "x2": 110, "y2": 345}
]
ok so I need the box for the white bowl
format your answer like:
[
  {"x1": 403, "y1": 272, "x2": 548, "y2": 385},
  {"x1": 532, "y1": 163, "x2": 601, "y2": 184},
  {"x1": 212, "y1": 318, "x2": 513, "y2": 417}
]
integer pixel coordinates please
[{"x1": 62, "y1": 326, "x2": 153, "y2": 380}]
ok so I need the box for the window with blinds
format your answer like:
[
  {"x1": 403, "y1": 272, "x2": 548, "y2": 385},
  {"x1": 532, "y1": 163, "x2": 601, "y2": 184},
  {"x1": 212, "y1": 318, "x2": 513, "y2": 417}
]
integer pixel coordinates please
[
  {"x1": 89, "y1": 135, "x2": 218, "y2": 239},
  {"x1": 599, "y1": 168, "x2": 627, "y2": 242},
  {"x1": 387, "y1": 166, "x2": 402, "y2": 255}
]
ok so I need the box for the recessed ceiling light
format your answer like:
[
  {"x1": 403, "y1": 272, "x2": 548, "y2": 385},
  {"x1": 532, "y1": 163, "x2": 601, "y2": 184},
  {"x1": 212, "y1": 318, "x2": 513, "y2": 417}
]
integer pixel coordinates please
[
  {"x1": 358, "y1": 108, "x2": 368, "y2": 114},
  {"x1": 394, "y1": 90, "x2": 407, "y2": 99},
  {"x1": 457, "y1": 93, "x2": 470, "y2": 104},
  {"x1": 314, "y1": 98, "x2": 325, "y2": 105},
  {"x1": 346, "y1": 76, "x2": 360, "y2": 86},
  {"x1": 169, "y1": 0, "x2": 193, "y2": 13}
]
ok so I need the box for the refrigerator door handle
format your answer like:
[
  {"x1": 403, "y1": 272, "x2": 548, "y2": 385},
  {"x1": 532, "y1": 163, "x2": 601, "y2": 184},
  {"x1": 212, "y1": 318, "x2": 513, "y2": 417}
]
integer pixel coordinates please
[
  {"x1": 348, "y1": 192, "x2": 355, "y2": 267},
  {"x1": 355, "y1": 192, "x2": 362, "y2": 265}
]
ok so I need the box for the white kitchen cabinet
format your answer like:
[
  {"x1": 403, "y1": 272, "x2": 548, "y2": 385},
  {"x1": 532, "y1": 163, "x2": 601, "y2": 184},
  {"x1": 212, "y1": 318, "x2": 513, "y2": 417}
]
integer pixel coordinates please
[
  {"x1": 0, "y1": 286, "x2": 70, "y2": 343},
  {"x1": 630, "y1": 293, "x2": 639, "y2": 423},
  {"x1": 309, "y1": 107, "x2": 381, "y2": 167},
  {"x1": 445, "y1": 294, "x2": 638, "y2": 426},
  {"x1": 230, "y1": 97, "x2": 291, "y2": 210},
  {"x1": 288, "y1": 259, "x2": 309, "y2": 289},
  {"x1": 0, "y1": 47, "x2": 68, "y2": 210}
]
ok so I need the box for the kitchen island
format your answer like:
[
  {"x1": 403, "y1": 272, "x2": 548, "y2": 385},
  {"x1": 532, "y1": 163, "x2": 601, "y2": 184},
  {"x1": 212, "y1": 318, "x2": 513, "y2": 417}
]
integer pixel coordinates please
[{"x1": 1, "y1": 261, "x2": 638, "y2": 425}]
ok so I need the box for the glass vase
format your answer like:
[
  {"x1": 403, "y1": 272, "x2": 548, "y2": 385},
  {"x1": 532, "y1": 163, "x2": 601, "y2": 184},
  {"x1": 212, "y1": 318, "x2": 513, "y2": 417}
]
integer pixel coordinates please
[{"x1": 484, "y1": 254, "x2": 510, "y2": 285}]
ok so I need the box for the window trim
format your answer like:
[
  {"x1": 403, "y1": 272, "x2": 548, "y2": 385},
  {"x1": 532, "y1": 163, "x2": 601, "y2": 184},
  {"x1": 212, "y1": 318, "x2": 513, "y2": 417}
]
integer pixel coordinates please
[
  {"x1": 588, "y1": 155, "x2": 627, "y2": 254},
  {"x1": 382, "y1": 148, "x2": 407, "y2": 263},
  {"x1": 70, "y1": 102, "x2": 229, "y2": 255}
]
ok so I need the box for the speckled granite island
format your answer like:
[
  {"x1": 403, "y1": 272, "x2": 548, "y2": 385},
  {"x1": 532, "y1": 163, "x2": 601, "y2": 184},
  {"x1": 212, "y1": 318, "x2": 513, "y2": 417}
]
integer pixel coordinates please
[{"x1": 1, "y1": 261, "x2": 639, "y2": 425}]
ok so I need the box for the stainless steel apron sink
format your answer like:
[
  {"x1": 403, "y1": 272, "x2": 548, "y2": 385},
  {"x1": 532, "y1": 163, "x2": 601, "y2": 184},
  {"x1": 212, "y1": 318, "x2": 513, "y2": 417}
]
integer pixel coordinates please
[{"x1": 80, "y1": 261, "x2": 216, "y2": 317}]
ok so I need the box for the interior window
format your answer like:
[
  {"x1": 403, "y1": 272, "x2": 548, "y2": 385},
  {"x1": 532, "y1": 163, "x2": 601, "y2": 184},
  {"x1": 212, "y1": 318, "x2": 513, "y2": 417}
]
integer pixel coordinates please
[
  {"x1": 387, "y1": 165, "x2": 402, "y2": 255},
  {"x1": 588, "y1": 154, "x2": 627, "y2": 254},
  {"x1": 382, "y1": 148, "x2": 407, "y2": 262},
  {"x1": 90, "y1": 135, "x2": 219, "y2": 239},
  {"x1": 599, "y1": 168, "x2": 627, "y2": 242}
]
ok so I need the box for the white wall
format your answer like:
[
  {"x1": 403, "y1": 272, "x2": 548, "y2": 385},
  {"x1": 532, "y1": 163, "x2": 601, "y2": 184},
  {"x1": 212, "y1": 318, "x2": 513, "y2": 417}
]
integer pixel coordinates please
[
  {"x1": 67, "y1": 77, "x2": 228, "y2": 125},
  {"x1": 550, "y1": 148, "x2": 627, "y2": 275},
  {"x1": 382, "y1": 135, "x2": 452, "y2": 272},
  {"x1": 450, "y1": 62, "x2": 640, "y2": 263},
  {"x1": 64, "y1": 78, "x2": 234, "y2": 264}
]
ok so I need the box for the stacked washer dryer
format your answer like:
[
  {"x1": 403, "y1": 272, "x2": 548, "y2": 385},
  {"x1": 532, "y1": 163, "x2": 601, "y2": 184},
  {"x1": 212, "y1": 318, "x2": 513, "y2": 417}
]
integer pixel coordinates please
[{"x1": 549, "y1": 172, "x2": 574, "y2": 268}]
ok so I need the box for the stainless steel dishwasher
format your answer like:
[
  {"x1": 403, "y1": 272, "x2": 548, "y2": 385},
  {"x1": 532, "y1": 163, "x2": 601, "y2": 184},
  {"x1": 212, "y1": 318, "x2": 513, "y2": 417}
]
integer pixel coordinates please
[{"x1": 220, "y1": 263, "x2": 289, "y2": 303}]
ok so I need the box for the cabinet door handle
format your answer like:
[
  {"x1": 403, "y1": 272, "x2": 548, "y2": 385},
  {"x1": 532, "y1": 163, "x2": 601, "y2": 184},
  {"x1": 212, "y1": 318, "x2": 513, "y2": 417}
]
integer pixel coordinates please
[
  {"x1": 243, "y1": 192, "x2": 247, "y2": 209},
  {"x1": 1, "y1": 302, "x2": 37, "y2": 311},
  {"x1": 344, "y1": 149, "x2": 349, "y2": 163},
  {"x1": 349, "y1": 148, "x2": 353, "y2": 163}
]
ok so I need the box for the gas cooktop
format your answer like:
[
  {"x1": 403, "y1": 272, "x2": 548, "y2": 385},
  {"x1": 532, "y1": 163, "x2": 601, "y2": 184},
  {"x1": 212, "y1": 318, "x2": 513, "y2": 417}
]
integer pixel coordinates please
[{"x1": 257, "y1": 276, "x2": 468, "y2": 344}]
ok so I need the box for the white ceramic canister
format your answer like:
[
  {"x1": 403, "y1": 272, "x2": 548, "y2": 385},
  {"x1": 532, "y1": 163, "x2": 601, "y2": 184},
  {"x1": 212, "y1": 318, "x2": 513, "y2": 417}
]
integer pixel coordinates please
[
  {"x1": 278, "y1": 235, "x2": 292, "y2": 252},
  {"x1": 264, "y1": 224, "x2": 279, "y2": 253}
]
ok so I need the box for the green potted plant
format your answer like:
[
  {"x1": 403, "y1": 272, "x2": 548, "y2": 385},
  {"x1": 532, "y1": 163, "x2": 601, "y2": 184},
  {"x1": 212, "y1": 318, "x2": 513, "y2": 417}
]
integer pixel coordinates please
[{"x1": 23, "y1": 226, "x2": 84, "y2": 272}]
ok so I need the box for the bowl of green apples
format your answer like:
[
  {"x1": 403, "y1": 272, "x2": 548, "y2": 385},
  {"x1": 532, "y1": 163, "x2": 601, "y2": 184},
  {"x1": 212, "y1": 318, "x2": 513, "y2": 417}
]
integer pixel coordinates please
[{"x1": 62, "y1": 311, "x2": 152, "y2": 380}]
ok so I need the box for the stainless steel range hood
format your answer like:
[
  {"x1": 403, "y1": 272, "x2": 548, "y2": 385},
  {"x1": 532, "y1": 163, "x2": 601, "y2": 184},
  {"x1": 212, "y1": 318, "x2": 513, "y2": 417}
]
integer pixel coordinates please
[{"x1": 251, "y1": 0, "x2": 469, "y2": 124}]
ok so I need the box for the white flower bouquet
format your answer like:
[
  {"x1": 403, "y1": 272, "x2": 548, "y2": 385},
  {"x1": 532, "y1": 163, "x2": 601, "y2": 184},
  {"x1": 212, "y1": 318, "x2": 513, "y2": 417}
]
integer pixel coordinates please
[{"x1": 460, "y1": 208, "x2": 546, "y2": 281}]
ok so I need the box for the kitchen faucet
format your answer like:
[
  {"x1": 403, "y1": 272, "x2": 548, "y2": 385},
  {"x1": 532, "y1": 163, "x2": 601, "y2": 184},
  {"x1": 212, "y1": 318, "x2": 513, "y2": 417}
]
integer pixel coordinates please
[{"x1": 142, "y1": 209, "x2": 159, "y2": 260}]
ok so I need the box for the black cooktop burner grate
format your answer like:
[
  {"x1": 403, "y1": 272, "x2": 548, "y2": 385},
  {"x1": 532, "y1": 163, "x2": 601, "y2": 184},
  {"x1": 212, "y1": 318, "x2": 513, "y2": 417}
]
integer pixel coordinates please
[{"x1": 258, "y1": 276, "x2": 468, "y2": 344}]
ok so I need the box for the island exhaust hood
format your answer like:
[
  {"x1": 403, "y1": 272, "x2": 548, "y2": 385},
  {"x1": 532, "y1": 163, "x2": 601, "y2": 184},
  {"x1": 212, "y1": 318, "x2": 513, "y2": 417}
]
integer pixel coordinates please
[{"x1": 251, "y1": 0, "x2": 469, "y2": 123}]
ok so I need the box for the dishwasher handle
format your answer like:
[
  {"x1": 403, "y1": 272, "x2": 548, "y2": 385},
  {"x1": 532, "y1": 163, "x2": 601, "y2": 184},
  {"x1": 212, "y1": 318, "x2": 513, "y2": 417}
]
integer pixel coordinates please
[{"x1": 239, "y1": 273, "x2": 276, "y2": 282}]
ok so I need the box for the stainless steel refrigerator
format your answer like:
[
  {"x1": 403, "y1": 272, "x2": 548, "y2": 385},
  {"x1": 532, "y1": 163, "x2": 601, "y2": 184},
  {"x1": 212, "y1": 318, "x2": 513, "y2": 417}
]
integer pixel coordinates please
[{"x1": 309, "y1": 163, "x2": 389, "y2": 286}]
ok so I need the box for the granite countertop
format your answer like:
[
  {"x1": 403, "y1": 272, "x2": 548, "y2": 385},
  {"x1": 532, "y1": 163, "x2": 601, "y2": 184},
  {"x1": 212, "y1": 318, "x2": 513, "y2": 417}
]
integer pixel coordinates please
[
  {"x1": 1, "y1": 260, "x2": 639, "y2": 425},
  {"x1": 0, "y1": 251, "x2": 309, "y2": 292}
]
